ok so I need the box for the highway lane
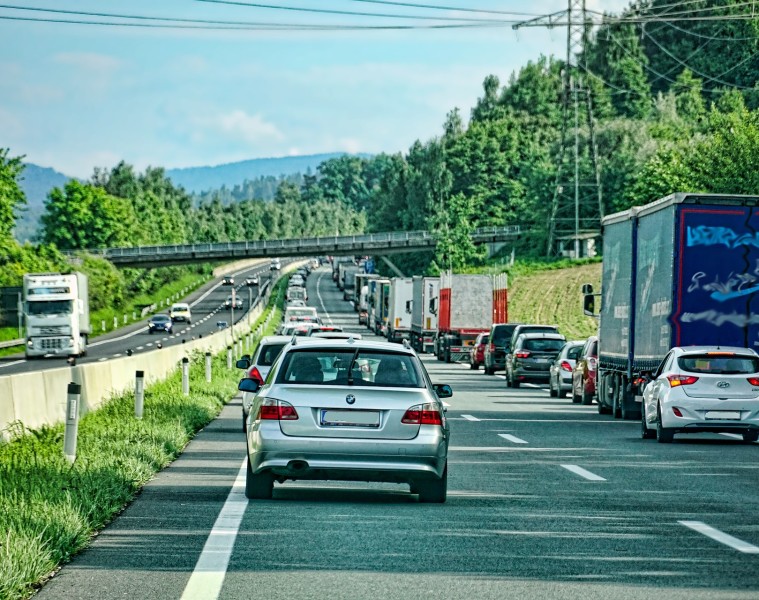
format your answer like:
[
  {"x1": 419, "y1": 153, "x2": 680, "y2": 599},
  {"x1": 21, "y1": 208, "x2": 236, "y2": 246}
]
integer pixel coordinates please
[
  {"x1": 35, "y1": 266, "x2": 759, "y2": 600},
  {"x1": 0, "y1": 260, "x2": 289, "y2": 376}
]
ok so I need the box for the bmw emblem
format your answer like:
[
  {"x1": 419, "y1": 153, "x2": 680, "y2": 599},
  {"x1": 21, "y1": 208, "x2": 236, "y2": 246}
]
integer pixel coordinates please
[{"x1": 346, "y1": 394, "x2": 356, "y2": 405}]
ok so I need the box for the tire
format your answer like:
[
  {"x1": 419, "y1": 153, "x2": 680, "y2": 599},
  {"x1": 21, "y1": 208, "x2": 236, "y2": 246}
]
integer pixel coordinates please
[
  {"x1": 743, "y1": 430, "x2": 759, "y2": 443},
  {"x1": 484, "y1": 366, "x2": 493, "y2": 375},
  {"x1": 549, "y1": 376, "x2": 558, "y2": 397},
  {"x1": 597, "y1": 400, "x2": 611, "y2": 415},
  {"x1": 415, "y1": 465, "x2": 447, "y2": 503},
  {"x1": 612, "y1": 383, "x2": 622, "y2": 419},
  {"x1": 444, "y1": 350, "x2": 451, "y2": 363},
  {"x1": 505, "y1": 370, "x2": 513, "y2": 388},
  {"x1": 656, "y1": 407, "x2": 674, "y2": 443},
  {"x1": 641, "y1": 409, "x2": 656, "y2": 439},
  {"x1": 242, "y1": 411, "x2": 247, "y2": 433},
  {"x1": 245, "y1": 458, "x2": 273, "y2": 499},
  {"x1": 512, "y1": 378, "x2": 521, "y2": 389}
]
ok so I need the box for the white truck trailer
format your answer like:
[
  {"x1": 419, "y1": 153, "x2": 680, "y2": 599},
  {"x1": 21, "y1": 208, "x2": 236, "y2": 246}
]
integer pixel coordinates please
[
  {"x1": 410, "y1": 276, "x2": 439, "y2": 353},
  {"x1": 23, "y1": 272, "x2": 91, "y2": 359},
  {"x1": 386, "y1": 277, "x2": 414, "y2": 343}
]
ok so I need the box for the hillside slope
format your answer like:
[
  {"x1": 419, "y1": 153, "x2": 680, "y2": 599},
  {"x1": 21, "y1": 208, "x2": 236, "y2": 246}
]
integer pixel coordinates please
[{"x1": 507, "y1": 263, "x2": 601, "y2": 340}]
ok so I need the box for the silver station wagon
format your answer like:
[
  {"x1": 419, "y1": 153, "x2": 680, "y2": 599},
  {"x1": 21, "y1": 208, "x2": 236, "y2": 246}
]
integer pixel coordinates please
[{"x1": 238, "y1": 338, "x2": 452, "y2": 502}]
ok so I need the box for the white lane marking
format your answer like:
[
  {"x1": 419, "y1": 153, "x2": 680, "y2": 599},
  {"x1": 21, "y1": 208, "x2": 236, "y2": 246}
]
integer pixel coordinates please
[
  {"x1": 561, "y1": 464, "x2": 606, "y2": 481},
  {"x1": 0, "y1": 359, "x2": 25, "y2": 369},
  {"x1": 720, "y1": 433, "x2": 744, "y2": 440},
  {"x1": 146, "y1": 343, "x2": 153, "y2": 347},
  {"x1": 315, "y1": 271, "x2": 332, "y2": 323},
  {"x1": 679, "y1": 521, "x2": 759, "y2": 554},
  {"x1": 462, "y1": 414, "x2": 480, "y2": 422},
  {"x1": 98, "y1": 357, "x2": 107, "y2": 362},
  {"x1": 180, "y1": 460, "x2": 248, "y2": 600},
  {"x1": 499, "y1": 433, "x2": 528, "y2": 444},
  {"x1": 112, "y1": 353, "x2": 122, "y2": 358},
  {"x1": 136, "y1": 346, "x2": 144, "y2": 351}
]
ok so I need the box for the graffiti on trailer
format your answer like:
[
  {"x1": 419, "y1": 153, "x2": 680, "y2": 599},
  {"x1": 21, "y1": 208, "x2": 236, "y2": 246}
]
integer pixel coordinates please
[
  {"x1": 687, "y1": 225, "x2": 759, "y2": 249},
  {"x1": 688, "y1": 260, "x2": 759, "y2": 302}
]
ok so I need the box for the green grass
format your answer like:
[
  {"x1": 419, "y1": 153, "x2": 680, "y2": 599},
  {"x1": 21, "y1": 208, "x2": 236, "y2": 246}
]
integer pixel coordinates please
[{"x1": 0, "y1": 283, "x2": 285, "y2": 600}]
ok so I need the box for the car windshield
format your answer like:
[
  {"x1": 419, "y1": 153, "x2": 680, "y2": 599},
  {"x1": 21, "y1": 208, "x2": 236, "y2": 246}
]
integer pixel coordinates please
[
  {"x1": 677, "y1": 354, "x2": 759, "y2": 374},
  {"x1": 567, "y1": 345, "x2": 583, "y2": 360},
  {"x1": 172, "y1": 305, "x2": 188, "y2": 311},
  {"x1": 277, "y1": 350, "x2": 423, "y2": 387},
  {"x1": 27, "y1": 300, "x2": 73, "y2": 315},
  {"x1": 523, "y1": 338, "x2": 565, "y2": 352},
  {"x1": 257, "y1": 343, "x2": 287, "y2": 366}
]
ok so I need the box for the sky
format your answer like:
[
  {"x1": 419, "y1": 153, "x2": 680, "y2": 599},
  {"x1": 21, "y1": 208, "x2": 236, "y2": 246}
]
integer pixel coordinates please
[{"x1": 1, "y1": 0, "x2": 629, "y2": 178}]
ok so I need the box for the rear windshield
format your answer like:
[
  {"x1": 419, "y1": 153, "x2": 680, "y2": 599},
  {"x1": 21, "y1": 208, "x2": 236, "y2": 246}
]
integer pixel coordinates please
[
  {"x1": 523, "y1": 338, "x2": 565, "y2": 352},
  {"x1": 257, "y1": 343, "x2": 287, "y2": 366},
  {"x1": 491, "y1": 326, "x2": 514, "y2": 344},
  {"x1": 277, "y1": 350, "x2": 424, "y2": 387},
  {"x1": 677, "y1": 354, "x2": 759, "y2": 374},
  {"x1": 567, "y1": 345, "x2": 583, "y2": 360}
]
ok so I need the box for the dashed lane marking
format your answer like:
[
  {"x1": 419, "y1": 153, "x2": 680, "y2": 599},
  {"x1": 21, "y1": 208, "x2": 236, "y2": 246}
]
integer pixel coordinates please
[
  {"x1": 561, "y1": 464, "x2": 606, "y2": 481},
  {"x1": 462, "y1": 414, "x2": 480, "y2": 422},
  {"x1": 679, "y1": 521, "x2": 759, "y2": 554},
  {"x1": 498, "y1": 433, "x2": 528, "y2": 444}
]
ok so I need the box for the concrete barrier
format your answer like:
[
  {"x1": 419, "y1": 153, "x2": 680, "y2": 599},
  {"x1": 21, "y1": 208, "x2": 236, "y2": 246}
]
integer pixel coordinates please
[{"x1": 0, "y1": 261, "x2": 294, "y2": 439}]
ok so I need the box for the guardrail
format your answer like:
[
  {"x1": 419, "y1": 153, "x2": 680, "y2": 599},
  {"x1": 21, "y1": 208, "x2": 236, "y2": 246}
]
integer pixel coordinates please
[
  {"x1": 72, "y1": 226, "x2": 522, "y2": 268},
  {"x1": 0, "y1": 338, "x2": 22, "y2": 350}
]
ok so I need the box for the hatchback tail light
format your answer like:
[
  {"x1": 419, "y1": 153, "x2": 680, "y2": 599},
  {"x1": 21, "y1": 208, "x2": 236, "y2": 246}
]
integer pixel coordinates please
[
  {"x1": 402, "y1": 403, "x2": 443, "y2": 426},
  {"x1": 560, "y1": 361, "x2": 572, "y2": 372},
  {"x1": 249, "y1": 366, "x2": 264, "y2": 386},
  {"x1": 258, "y1": 398, "x2": 299, "y2": 420},
  {"x1": 515, "y1": 351, "x2": 531, "y2": 359},
  {"x1": 667, "y1": 375, "x2": 699, "y2": 387},
  {"x1": 747, "y1": 377, "x2": 759, "y2": 386}
]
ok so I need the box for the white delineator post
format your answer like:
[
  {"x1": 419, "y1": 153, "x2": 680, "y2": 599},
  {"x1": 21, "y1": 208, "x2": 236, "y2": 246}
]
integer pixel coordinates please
[
  {"x1": 182, "y1": 357, "x2": 190, "y2": 396},
  {"x1": 134, "y1": 370, "x2": 145, "y2": 419},
  {"x1": 63, "y1": 382, "x2": 81, "y2": 464}
]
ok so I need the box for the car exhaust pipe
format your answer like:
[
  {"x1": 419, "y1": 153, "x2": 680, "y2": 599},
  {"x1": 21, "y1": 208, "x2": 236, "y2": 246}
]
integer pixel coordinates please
[{"x1": 287, "y1": 460, "x2": 309, "y2": 472}]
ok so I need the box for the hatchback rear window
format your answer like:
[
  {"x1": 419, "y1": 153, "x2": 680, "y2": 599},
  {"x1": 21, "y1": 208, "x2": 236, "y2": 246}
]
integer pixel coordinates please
[
  {"x1": 567, "y1": 345, "x2": 583, "y2": 360},
  {"x1": 257, "y1": 343, "x2": 287, "y2": 366},
  {"x1": 523, "y1": 338, "x2": 565, "y2": 352},
  {"x1": 491, "y1": 326, "x2": 514, "y2": 344},
  {"x1": 278, "y1": 350, "x2": 424, "y2": 387},
  {"x1": 677, "y1": 354, "x2": 759, "y2": 374}
]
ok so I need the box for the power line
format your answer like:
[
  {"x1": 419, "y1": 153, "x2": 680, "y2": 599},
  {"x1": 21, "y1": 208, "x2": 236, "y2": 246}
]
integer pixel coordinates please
[{"x1": 347, "y1": 0, "x2": 540, "y2": 17}]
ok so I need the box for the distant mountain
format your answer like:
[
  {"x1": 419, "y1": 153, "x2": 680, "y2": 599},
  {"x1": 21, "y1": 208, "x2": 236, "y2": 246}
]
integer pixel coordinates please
[
  {"x1": 15, "y1": 163, "x2": 72, "y2": 242},
  {"x1": 166, "y1": 153, "x2": 365, "y2": 194}
]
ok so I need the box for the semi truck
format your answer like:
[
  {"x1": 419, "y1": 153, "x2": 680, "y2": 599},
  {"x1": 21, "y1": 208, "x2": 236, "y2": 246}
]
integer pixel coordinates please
[
  {"x1": 23, "y1": 272, "x2": 91, "y2": 359},
  {"x1": 410, "y1": 276, "x2": 439, "y2": 353},
  {"x1": 355, "y1": 273, "x2": 379, "y2": 324},
  {"x1": 386, "y1": 277, "x2": 414, "y2": 343},
  {"x1": 341, "y1": 265, "x2": 361, "y2": 301},
  {"x1": 369, "y1": 278, "x2": 391, "y2": 334},
  {"x1": 585, "y1": 193, "x2": 759, "y2": 420},
  {"x1": 435, "y1": 272, "x2": 494, "y2": 363}
]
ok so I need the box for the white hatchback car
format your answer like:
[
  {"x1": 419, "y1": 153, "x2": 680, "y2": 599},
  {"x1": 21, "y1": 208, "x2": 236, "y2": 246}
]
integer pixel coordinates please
[{"x1": 642, "y1": 346, "x2": 759, "y2": 443}]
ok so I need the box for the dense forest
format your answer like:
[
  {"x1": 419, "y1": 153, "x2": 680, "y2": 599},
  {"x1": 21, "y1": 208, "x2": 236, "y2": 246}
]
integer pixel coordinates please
[{"x1": 3, "y1": 0, "x2": 759, "y2": 286}]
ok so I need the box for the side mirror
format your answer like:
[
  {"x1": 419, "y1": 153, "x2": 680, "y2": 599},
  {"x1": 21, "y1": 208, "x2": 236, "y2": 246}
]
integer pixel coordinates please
[
  {"x1": 238, "y1": 378, "x2": 260, "y2": 393},
  {"x1": 433, "y1": 383, "x2": 453, "y2": 399},
  {"x1": 583, "y1": 294, "x2": 597, "y2": 317},
  {"x1": 235, "y1": 358, "x2": 251, "y2": 369}
]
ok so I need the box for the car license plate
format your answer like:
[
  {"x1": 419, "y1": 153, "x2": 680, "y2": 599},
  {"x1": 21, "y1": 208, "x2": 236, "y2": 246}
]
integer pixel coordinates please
[
  {"x1": 704, "y1": 410, "x2": 741, "y2": 420},
  {"x1": 535, "y1": 358, "x2": 549, "y2": 363},
  {"x1": 320, "y1": 409, "x2": 379, "y2": 427}
]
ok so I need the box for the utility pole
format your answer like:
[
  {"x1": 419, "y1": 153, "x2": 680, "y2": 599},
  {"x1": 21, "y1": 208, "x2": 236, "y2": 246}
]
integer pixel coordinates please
[{"x1": 514, "y1": 0, "x2": 603, "y2": 259}]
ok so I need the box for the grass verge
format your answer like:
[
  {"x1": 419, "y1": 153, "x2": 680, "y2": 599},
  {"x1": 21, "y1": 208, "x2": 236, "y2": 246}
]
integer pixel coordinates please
[{"x1": 0, "y1": 281, "x2": 285, "y2": 600}]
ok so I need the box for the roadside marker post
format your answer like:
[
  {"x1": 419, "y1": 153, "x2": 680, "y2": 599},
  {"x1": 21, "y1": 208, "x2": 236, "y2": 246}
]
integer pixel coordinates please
[
  {"x1": 205, "y1": 352, "x2": 212, "y2": 383},
  {"x1": 182, "y1": 357, "x2": 190, "y2": 396},
  {"x1": 134, "y1": 370, "x2": 145, "y2": 419},
  {"x1": 63, "y1": 382, "x2": 81, "y2": 464}
]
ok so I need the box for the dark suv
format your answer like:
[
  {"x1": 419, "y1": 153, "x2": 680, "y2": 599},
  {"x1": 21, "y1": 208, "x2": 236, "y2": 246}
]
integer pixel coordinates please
[
  {"x1": 483, "y1": 323, "x2": 521, "y2": 375},
  {"x1": 506, "y1": 332, "x2": 567, "y2": 388}
]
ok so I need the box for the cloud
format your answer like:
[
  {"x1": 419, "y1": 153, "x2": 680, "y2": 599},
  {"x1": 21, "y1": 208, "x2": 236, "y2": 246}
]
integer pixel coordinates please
[
  {"x1": 214, "y1": 110, "x2": 284, "y2": 144},
  {"x1": 338, "y1": 138, "x2": 362, "y2": 154},
  {"x1": 53, "y1": 52, "x2": 124, "y2": 74}
]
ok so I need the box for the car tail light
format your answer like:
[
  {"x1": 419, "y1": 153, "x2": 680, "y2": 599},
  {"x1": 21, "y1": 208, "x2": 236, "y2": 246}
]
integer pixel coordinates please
[
  {"x1": 588, "y1": 357, "x2": 597, "y2": 371},
  {"x1": 257, "y1": 399, "x2": 298, "y2": 420},
  {"x1": 402, "y1": 403, "x2": 443, "y2": 425},
  {"x1": 489, "y1": 343, "x2": 496, "y2": 353},
  {"x1": 667, "y1": 375, "x2": 699, "y2": 387},
  {"x1": 748, "y1": 377, "x2": 759, "y2": 386},
  {"x1": 515, "y1": 351, "x2": 531, "y2": 359},
  {"x1": 249, "y1": 366, "x2": 264, "y2": 386},
  {"x1": 560, "y1": 361, "x2": 572, "y2": 372}
]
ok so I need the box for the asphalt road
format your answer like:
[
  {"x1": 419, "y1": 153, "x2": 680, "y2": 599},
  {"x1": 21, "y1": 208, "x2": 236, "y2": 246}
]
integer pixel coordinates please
[
  {"x1": 35, "y1": 266, "x2": 759, "y2": 600},
  {"x1": 0, "y1": 261, "x2": 288, "y2": 376}
]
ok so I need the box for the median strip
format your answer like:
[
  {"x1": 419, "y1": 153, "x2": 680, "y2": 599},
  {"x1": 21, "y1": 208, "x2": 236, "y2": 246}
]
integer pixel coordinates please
[
  {"x1": 560, "y1": 464, "x2": 606, "y2": 481},
  {"x1": 679, "y1": 521, "x2": 759, "y2": 554}
]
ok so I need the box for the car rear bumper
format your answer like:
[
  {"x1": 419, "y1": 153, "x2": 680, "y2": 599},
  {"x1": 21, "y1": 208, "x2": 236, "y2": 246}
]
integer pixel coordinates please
[
  {"x1": 247, "y1": 426, "x2": 448, "y2": 482},
  {"x1": 660, "y1": 400, "x2": 759, "y2": 430}
]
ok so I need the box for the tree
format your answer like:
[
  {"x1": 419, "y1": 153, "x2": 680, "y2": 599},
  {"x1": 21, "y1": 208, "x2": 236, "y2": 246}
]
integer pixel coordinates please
[{"x1": 0, "y1": 149, "x2": 26, "y2": 240}]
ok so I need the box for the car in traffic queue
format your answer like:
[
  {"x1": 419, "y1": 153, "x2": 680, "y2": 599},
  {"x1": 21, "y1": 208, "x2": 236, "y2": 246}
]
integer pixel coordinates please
[
  {"x1": 245, "y1": 275, "x2": 260, "y2": 286},
  {"x1": 224, "y1": 295, "x2": 243, "y2": 310},
  {"x1": 147, "y1": 314, "x2": 173, "y2": 334},
  {"x1": 237, "y1": 335, "x2": 292, "y2": 432},
  {"x1": 641, "y1": 346, "x2": 759, "y2": 444},
  {"x1": 169, "y1": 302, "x2": 192, "y2": 324},
  {"x1": 270, "y1": 258, "x2": 281, "y2": 271},
  {"x1": 549, "y1": 340, "x2": 585, "y2": 398},
  {"x1": 483, "y1": 323, "x2": 521, "y2": 375},
  {"x1": 222, "y1": 275, "x2": 235, "y2": 285},
  {"x1": 506, "y1": 332, "x2": 567, "y2": 389},
  {"x1": 237, "y1": 337, "x2": 452, "y2": 502},
  {"x1": 571, "y1": 336, "x2": 598, "y2": 405},
  {"x1": 469, "y1": 332, "x2": 489, "y2": 370}
]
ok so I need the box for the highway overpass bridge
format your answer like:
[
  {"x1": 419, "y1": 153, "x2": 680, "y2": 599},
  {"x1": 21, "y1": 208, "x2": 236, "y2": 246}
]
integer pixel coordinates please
[{"x1": 80, "y1": 226, "x2": 521, "y2": 268}]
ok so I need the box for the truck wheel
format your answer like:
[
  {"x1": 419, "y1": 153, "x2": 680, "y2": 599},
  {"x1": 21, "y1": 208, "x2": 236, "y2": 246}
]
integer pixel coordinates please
[
  {"x1": 245, "y1": 459, "x2": 273, "y2": 499},
  {"x1": 656, "y1": 406, "x2": 674, "y2": 443},
  {"x1": 613, "y1": 380, "x2": 622, "y2": 418}
]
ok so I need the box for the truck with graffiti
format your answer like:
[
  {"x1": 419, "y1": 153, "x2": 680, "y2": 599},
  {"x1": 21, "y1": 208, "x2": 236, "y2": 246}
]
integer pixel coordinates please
[{"x1": 584, "y1": 193, "x2": 759, "y2": 420}]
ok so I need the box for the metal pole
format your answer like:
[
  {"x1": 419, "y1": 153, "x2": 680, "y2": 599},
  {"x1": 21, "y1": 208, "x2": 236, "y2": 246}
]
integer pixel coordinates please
[
  {"x1": 205, "y1": 352, "x2": 212, "y2": 383},
  {"x1": 573, "y1": 73, "x2": 580, "y2": 260},
  {"x1": 17, "y1": 292, "x2": 22, "y2": 339},
  {"x1": 134, "y1": 370, "x2": 145, "y2": 419},
  {"x1": 63, "y1": 382, "x2": 81, "y2": 464},
  {"x1": 227, "y1": 346, "x2": 232, "y2": 369},
  {"x1": 182, "y1": 357, "x2": 190, "y2": 396}
]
